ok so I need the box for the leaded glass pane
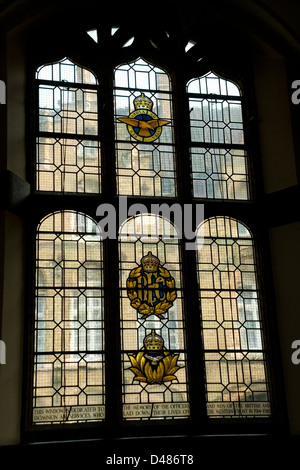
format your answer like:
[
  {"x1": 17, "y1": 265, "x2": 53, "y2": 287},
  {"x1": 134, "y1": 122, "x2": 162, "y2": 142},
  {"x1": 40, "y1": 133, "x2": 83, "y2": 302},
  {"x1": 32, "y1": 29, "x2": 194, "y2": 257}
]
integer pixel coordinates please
[
  {"x1": 191, "y1": 148, "x2": 249, "y2": 199},
  {"x1": 36, "y1": 58, "x2": 101, "y2": 193},
  {"x1": 196, "y1": 216, "x2": 271, "y2": 418},
  {"x1": 36, "y1": 57, "x2": 97, "y2": 84},
  {"x1": 33, "y1": 211, "x2": 105, "y2": 424},
  {"x1": 114, "y1": 58, "x2": 176, "y2": 197},
  {"x1": 119, "y1": 215, "x2": 189, "y2": 420},
  {"x1": 36, "y1": 138, "x2": 101, "y2": 193},
  {"x1": 188, "y1": 72, "x2": 249, "y2": 200},
  {"x1": 189, "y1": 98, "x2": 244, "y2": 145},
  {"x1": 38, "y1": 84, "x2": 98, "y2": 135},
  {"x1": 188, "y1": 72, "x2": 240, "y2": 96}
]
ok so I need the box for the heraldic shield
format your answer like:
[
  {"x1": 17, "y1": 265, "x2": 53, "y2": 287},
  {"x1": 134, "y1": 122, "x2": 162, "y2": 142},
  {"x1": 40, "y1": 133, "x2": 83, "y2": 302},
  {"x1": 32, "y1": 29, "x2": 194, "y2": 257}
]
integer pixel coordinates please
[{"x1": 126, "y1": 252, "x2": 177, "y2": 319}]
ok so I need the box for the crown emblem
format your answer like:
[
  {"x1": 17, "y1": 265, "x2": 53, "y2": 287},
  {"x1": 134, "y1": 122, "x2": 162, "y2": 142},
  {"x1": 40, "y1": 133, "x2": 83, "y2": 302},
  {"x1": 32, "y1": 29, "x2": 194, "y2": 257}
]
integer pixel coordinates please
[
  {"x1": 144, "y1": 330, "x2": 164, "y2": 351},
  {"x1": 141, "y1": 251, "x2": 159, "y2": 273},
  {"x1": 133, "y1": 93, "x2": 153, "y2": 110}
]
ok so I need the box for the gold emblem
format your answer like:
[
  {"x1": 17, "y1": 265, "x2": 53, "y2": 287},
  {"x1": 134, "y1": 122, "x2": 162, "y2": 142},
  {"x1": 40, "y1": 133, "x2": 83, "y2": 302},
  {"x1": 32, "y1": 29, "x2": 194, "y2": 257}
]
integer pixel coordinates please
[
  {"x1": 126, "y1": 252, "x2": 177, "y2": 319},
  {"x1": 128, "y1": 330, "x2": 180, "y2": 384},
  {"x1": 117, "y1": 93, "x2": 170, "y2": 142}
]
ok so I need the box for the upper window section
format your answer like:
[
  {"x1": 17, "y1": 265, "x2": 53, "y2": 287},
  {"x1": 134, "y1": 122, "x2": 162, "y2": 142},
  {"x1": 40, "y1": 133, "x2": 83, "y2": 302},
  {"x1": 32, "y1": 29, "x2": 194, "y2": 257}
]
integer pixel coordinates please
[
  {"x1": 187, "y1": 72, "x2": 249, "y2": 200},
  {"x1": 36, "y1": 57, "x2": 97, "y2": 85},
  {"x1": 188, "y1": 72, "x2": 243, "y2": 145},
  {"x1": 114, "y1": 58, "x2": 176, "y2": 197},
  {"x1": 35, "y1": 58, "x2": 101, "y2": 193},
  {"x1": 37, "y1": 58, "x2": 98, "y2": 136}
]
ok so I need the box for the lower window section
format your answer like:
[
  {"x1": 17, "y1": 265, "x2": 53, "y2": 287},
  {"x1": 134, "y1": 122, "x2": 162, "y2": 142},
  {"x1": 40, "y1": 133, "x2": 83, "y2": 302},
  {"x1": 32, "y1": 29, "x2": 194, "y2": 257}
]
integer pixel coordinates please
[
  {"x1": 197, "y1": 216, "x2": 271, "y2": 419},
  {"x1": 205, "y1": 351, "x2": 271, "y2": 418},
  {"x1": 32, "y1": 210, "x2": 105, "y2": 425},
  {"x1": 32, "y1": 353, "x2": 105, "y2": 424},
  {"x1": 30, "y1": 213, "x2": 273, "y2": 428},
  {"x1": 119, "y1": 214, "x2": 190, "y2": 420}
]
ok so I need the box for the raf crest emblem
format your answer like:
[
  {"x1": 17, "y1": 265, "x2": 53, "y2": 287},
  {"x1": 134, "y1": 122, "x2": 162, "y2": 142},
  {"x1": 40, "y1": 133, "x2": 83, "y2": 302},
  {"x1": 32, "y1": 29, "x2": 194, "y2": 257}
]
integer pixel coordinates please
[{"x1": 117, "y1": 93, "x2": 170, "y2": 142}]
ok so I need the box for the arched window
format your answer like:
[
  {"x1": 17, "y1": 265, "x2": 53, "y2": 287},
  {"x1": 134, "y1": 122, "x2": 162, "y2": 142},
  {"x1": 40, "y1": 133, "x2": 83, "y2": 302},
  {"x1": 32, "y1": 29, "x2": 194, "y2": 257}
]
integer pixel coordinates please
[
  {"x1": 114, "y1": 58, "x2": 175, "y2": 197},
  {"x1": 197, "y1": 216, "x2": 270, "y2": 417},
  {"x1": 188, "y1": 72, "x2": 249, "y2": 200},
  {"x1": 25, "y1": 24, "x2": 284, "y2": 440},
  {"x1": 36, "y1": 58, "x2": 101, "y2": 193},
  {"x1": 119, "y1": 214, "x2": 189, "y2": 420},
  {"x1": 33, "y1": 210, "x2": 105, "y2": 424}
]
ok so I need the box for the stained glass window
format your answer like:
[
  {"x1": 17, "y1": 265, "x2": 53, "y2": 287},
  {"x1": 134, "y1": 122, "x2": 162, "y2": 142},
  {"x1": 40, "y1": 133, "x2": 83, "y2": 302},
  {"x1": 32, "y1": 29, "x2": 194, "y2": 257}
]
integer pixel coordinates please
[
  {"x1": 36, "y1": 58, "x2": 101, "y2": 193},
  {"x1": 197, "y1": 216, "x2": 271, "y2": 417},
  {"x1": 27, "y1": 25, "x2": 279, "y2": 437},
  {"x1": 188, "y1": 72, "x2": 249, "y2": 200},
  {"x1": 114, "y1": 58, "x2": 176, "y2": 197},
  {"x1": 119, "y1": 214, "x2": 189, "y2": 420},
  {"x1": 32, "y1": 210, "x2": 105, "y2": 424}
]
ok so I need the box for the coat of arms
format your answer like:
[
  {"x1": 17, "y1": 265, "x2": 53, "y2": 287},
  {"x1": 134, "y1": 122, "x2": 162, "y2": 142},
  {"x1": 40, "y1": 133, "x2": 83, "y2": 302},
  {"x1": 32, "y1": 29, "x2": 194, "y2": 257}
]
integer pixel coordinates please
[{"x1": 126, "y1": 252, "x2": 177, "y2": 319}]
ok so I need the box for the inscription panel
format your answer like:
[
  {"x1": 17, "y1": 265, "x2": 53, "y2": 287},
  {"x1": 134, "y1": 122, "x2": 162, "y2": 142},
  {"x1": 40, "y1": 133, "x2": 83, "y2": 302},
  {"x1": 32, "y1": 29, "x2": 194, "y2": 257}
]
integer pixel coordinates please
[
  {"x1": 33, "y1": 405, "x2": 105, "y2": 423},
  {"x1": 207, "y1": 402, "x2": 271, "y2": 416},
  {"x1": 123, "y1": 402, "x2": 190, "y2": 419}
]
